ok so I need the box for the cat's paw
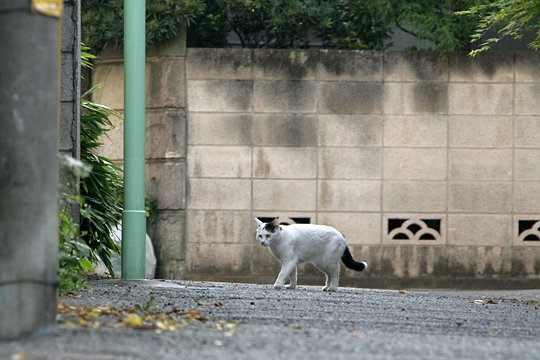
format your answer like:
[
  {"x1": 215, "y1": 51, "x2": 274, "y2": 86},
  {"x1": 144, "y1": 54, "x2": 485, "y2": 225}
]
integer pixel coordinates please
[
  {"x1": 285, "y1": 284, "x2": 296, "y2": 290},
  {"x1": 322, "y1": 286, "x2": 337, "y2": 292},
  {"x1": 273, "y1": 284, "x2": 285, "y2": 290}
]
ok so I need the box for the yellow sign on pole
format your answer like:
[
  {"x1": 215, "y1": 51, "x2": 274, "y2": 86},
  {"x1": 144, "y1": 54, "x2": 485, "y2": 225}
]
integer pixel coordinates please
[{"x1": 31, "y1": 0, "x2": 63, "y2": 18}]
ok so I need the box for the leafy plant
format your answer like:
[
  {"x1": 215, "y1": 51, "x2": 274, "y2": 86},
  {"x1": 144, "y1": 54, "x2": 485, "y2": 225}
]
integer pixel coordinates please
[
  {"x1": 58, "y1": 154, "x2": 94, "y2": 295},
  {"x1": 190, "y1": 0, "x2": 482, "y2": 51},
  {"x1": 83, "y1": 0, "x2": 480, "y2": 52},
  {"x1": 82, "y1": 0, "x2": 206, "y2": 53},
  {"x1": 58, "y1": 46, "x2": 124, "y2": 294},
  {"x1": 458, "y1": 0, "x2": 540, "y2": 56},
  {"x1": 392, "y1": 0, "x2": 481, "y2": 52},
  {"x1": 80, "y1": 86, "x2": 124, "y2": 275},
  {"x1": 135, "y1": 296, "x2": 156, "y2": 313},
  {"x1": 318, "y1": 0, "x2": 394, "y2": 50}
]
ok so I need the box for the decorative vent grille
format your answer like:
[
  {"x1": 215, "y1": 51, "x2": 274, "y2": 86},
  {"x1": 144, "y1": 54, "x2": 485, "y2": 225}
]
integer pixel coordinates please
[
  {"x1": 518, "y1": 220, "x2": 540, "y2": 242},
  {"x1": 387, "y1": 218, "x2": 442, "y2": 241},
  {"x1": 256, "y1": 217, "x2": 310, "y2": 225}
]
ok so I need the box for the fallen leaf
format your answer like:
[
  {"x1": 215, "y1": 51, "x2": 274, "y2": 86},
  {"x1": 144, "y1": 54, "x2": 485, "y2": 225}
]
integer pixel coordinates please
[
  {"x1": 62, "y1": 321, "x2": 78, "y2": 329},
  {"x1": 57, "y1": 302, "x2": 207, "y2": 332},
  {"x1": 10, "y1": 351, "x2": 27, "y2": 360},
  {"x1": 293, "y1": 322, "x2": 302, "y2": 330},
  {"x1": 123, "y1": 313, "x2": 143, "y2": 327},
  {"x1": 182, "y1": 309, "x2": 208, "y2": 322},
  {"x1": 215, "y1": 321, "x2": 240, "y2": 331}
]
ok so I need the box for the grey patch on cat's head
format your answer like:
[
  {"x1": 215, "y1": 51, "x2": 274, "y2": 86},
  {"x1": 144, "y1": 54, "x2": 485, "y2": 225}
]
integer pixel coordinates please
[{"x1": 263, "y1": 217, "x2": 280, "y2": 233}]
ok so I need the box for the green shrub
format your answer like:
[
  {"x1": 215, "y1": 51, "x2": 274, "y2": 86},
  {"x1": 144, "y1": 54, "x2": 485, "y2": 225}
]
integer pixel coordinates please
[
  {"x1": 58, "y1": 154, "x2": 93, "y2": 295},
  {"x1": 58, "y1": 47, "x2": 124, "y2": 294},
  {"x1": 79, "y1": 86, "x2": 124, "y2": 276}
]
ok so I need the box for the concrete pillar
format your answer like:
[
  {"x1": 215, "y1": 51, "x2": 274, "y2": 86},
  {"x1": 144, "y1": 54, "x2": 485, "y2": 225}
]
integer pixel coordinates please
[{"x1": 0, "y1": 1, "x2": 61, "y2": 339}]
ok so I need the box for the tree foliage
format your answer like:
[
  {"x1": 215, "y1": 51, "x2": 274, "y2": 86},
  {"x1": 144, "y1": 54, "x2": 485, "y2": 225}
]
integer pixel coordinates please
[
  {"x1": 82, "y1": 0, "x2": 206, "y2": 53},
  {"x1": 458, "y1": 0, "x2": 540, "y2": 56},
  {"x1": 83, "y1": 0, "x2": 482, "y2": 52},
  {"x1": 189, "y1": 0, "x2": 480, "y2": 51},
  {"x1": 392, "y1": 0, "x2": 480, "y2": 51}
]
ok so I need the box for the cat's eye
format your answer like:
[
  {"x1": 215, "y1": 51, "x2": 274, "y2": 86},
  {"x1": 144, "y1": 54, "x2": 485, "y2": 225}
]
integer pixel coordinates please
[{"x1": 265, "y1": 234, "x2": 270, "y2": 238}]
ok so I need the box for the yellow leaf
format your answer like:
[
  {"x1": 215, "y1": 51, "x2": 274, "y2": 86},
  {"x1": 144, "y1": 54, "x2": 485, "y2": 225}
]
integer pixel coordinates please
[
  {"x1": 215, "y1": 320, "x2": 240, "y2": 330},
  {"x1": 156, "y1": 321, "x2": 168, "y2": 331},
  {"x1": 123, "y1": 313, "x2": 143, "y2": 327},
  {"x1": 91, "y1": 321, "x2": 101, "y2": 329},
  {"x1": 62, "y1": 321, "x2": 78, "y2": 329}
]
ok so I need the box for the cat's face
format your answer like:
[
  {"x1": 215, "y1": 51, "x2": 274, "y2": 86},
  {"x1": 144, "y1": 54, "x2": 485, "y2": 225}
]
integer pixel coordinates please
[{"x1": 255, "y1": 218, "x2": 281, "y2": 247}]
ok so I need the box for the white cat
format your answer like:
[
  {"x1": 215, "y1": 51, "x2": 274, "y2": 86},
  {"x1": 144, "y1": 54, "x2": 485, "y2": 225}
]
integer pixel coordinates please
[{"x1": 255, "y1": 218, "x2": 367, "y2": 292}]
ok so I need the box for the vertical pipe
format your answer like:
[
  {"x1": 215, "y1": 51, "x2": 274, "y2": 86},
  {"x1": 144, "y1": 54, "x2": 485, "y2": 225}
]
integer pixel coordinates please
[{"x1": 122, "y1": 0, "x2": 146, "y2": 279}]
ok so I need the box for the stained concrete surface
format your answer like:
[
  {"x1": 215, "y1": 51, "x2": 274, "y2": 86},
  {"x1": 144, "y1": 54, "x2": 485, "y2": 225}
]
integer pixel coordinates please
[{"x1": 2, "y1": 280, "x2": 540, "y2": 359}]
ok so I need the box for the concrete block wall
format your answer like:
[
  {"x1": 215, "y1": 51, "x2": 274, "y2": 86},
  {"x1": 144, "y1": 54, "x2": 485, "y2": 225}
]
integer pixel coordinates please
[
  {"x1": 94, "y1": 45, "x2": 540, "y2": 288},
  {"x1": 60, "y1": 0, "x2": 80, "y2": 159},
  {"x1": 184, "y1": 49, "x2": 540, "y2": 288},
  {"x1": 93, "y1": 31, "x2": 188, "y2": 279}
]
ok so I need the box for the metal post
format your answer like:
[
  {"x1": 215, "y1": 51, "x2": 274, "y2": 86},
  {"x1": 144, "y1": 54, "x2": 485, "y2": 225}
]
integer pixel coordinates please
[{"x1": 122, "y1": 0, "x2": 146, "y2": 279}]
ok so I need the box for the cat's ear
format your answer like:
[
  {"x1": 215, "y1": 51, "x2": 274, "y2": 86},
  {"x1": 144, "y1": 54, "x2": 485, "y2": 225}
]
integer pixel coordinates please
[
  {"x1": 254, "y1": 218, "x2": 263, "y2": 227},
  {"x1": 263, "y1": 217, "x2": 280, "y2": 232}
]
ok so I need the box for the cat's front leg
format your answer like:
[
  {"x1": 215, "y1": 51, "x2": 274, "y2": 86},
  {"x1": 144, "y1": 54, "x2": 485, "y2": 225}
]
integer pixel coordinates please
[
  {"x1": 285, "y1": 266, "x2": 297, "y2": 289},
  {"x1": 274, "y1": 261, "x2": 296, "y2": 290}
]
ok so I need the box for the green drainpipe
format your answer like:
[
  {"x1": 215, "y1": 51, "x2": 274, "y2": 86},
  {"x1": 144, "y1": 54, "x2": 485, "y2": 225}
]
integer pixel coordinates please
[{"x1": 122, "y1": 0, "x2": 146, "y2": 279}]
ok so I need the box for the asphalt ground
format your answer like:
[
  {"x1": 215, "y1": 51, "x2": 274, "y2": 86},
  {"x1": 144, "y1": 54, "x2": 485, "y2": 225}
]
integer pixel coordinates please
[{"x1": 2, "y1": 279, "x2": 540, "y2": 360}]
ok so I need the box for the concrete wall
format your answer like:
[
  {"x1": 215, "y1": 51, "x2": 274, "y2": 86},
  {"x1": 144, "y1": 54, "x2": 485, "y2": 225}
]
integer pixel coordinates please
[
  {"x1": 60, "y1": 0, "x2": 80, "y2": 159},
  {"x1": 95, "y1": 44, "x2": 540, "y2": 288},
  {"x1": 185, "y1": 49, "x2": 540, "y2": 288},
  {"x1": 94, "y1": 31, "x2": 188, "y2": 279}
]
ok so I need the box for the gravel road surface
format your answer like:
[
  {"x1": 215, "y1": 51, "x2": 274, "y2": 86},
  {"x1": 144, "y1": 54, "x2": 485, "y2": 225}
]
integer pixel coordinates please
[{"x1": 2, "y1": 279, "x2": 540, "y2": 360}]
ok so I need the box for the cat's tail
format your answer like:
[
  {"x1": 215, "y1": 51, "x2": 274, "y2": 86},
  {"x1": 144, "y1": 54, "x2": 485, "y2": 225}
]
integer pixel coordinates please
[{"x1": 341, "y1": 246, "x2": 368, "y2": 272}]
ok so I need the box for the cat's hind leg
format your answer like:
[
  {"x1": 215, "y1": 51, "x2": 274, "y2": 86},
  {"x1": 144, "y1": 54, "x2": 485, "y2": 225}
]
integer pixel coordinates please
[
  {"x1": 321, "y1": 264, "x2": 340, "y2": 292},
  {"x1": 274, "y1": 261, "x2": 297, "y2": 290}
]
